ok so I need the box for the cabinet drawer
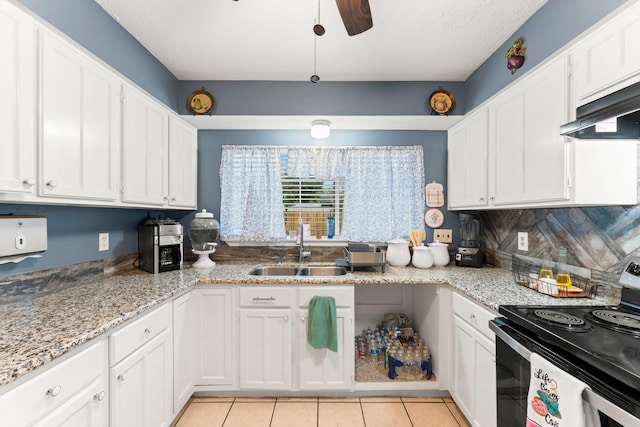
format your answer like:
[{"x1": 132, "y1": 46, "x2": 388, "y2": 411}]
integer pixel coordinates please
[
  {"x1": 109, "y1": 303, "x2": 170, "y2": 365},
  {"x1": 298, "y1": 286, "x2": 354, "y2": 308},
  {"x1": 0, "y1": 340, "x2": 106, "y2": 426},
  {"x1": 453, "y1": 292, "x2": 497, "y2": 342},
  {"x1": 239, "y1": 287, "x2": 294, "y2": 307}
]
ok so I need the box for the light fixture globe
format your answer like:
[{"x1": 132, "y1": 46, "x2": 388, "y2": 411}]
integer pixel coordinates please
[{"x1": 310, "y1": 120, "x2": 331, "y2": 139}]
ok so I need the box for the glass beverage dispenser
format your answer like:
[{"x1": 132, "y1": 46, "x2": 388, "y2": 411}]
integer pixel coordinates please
[{"x1": 188, "y1": 209, "x2": 219, "y2": 268}]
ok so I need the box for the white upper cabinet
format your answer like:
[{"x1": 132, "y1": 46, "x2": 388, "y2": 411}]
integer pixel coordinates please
[
  {"x1": 168, "y1": 116, "x2": 198, "y2": 209},
  {"x1": 0, "y1": 1, "x2": 36, "y2": 194},
  {"x1": 121, "y1": 83, "x2": 168, "y2": 206},
  {"x1": 571, "y1": 1, "x2": 640, "y2": 106},
  {"x1": 490, "y1": 56, "x2": 569, "y2": 206},
  {"x1": 38, "y1": 29, "x2": 120, "y2": 201},
  {"x1": 0, "y1": 2, "x2": 197, "y2": 209},
  {"x1": 447, "y1": 108, "x2": 489, "y2": 209},
  {"x1": 449, "y1": 57, "x2": 570, "y2": 210}
]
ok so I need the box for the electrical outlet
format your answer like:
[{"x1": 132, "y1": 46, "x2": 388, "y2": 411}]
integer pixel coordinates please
[
  {"x1": 517, "y1": 232, "x2": 528, "y2": 251},
  {"x1": 434, "y1": 228, "x2": 453, "y2": 243},
  {"x1": 99, "y1": 232, "x2": 109, "y2": 252}
]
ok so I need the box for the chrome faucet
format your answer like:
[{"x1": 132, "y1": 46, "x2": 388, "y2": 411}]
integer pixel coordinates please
[{"x1": 298, "y1": 219, "x2": 311, "y2": 263}]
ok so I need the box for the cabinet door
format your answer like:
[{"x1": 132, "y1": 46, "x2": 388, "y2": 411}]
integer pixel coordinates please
[
  {"x1": 173, "y1": 291, "x2": 195, "y2": 414},
  {"x1": 33, "y1": 379, "x2": 107, "y2": 427},
  {"x1": 474, "y1": 332, "x2": 497, "y2": 427},
  {"x1": 121, "y1": 84, "x2": 168, "y2": 206},
  {"x1": 453, "y1": 315, "x2": 496, "y2": 427},
  {"x1": 196, "y1": 288, "x2": 235, "y2": 387},
  {"x1": 452, "y1": 316, "x2": 476, "y2": 422},
  {"x1": 492, "y1": 57, "x2": 568, "y2": 205},
  {"x1": 39, "y1": 30, "x2": 120, "y2": 201},
  {"x1": 168, "y1": 116, "x2": 197, "y2": 208},
  {"x1": 298, "y1": 307, "x2": 353, "y2": 390},
  {"x1": 447, "y1": 108, "x2": 489, "y2": 209},
  {"x1": 0, "y1": 340, "x2": 107, "y2": 427},
  {"x1": 572, "y1": 3, "x2": 640, "y2": 104},
  {"x1": 239, "y1": 308, "x2": 292, "y2": 390},
  {"x1": 0, "y1": 1, "x2": 36, "y2": 194},
  {"x1": 110, "y1": 329, "x2": 172, "y2": 427}
]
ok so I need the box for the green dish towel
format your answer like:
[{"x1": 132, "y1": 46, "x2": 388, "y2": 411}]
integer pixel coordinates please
[{"x1": 307, "y1": 296, "x2": 338, "y2": 352}]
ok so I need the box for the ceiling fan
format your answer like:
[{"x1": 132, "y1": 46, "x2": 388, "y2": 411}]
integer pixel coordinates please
[{"x1": 335, "y1": 0, "x2": 373, "y2": 36}]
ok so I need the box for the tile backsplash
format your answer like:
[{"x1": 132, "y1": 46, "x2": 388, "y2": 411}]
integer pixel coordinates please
[{"x1": 479, "y1": 205, "x2": 640, "y2": 288}]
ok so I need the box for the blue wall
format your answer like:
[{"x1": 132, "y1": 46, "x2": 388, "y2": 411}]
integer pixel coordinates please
[
  {"x1": 178, "y1": 81, "x2": 466, "y2": 116},
  {"x1": 0, "y1": 205, "x2": 191, "y2": 277},
  {"x1": 465, "y1": 0, "x2": 626, "y2": 110},
  {"x1": 19, "y1": 0, "x2": 179, "y2": 108},
  {"x1": 2, "y1": 0, "x2": 625, "y2": 276},
  {"x1": 194, "y1": 129, "x2": 453, "y2": 244}
]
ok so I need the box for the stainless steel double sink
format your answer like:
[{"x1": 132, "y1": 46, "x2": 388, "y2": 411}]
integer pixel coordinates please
[{"x1": 248, "y1": 265, "x2": 347, "y2": 276}]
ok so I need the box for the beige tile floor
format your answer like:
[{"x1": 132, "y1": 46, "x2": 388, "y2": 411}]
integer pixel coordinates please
[{"x1": 173, "y1": 396, "x2": 472, "y2": 427}]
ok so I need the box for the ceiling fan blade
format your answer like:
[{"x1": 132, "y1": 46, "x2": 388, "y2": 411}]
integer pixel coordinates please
[{"x1": 335, "y1": 0, "x2": 373, "y2": 36}]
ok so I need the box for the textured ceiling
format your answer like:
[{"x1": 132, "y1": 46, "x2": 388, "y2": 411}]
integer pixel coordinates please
[{"x1": 95, "y1": 0, "x2": 547, "y2": 82}]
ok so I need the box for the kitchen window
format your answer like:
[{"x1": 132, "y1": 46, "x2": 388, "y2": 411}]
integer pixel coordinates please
[
  {"x1": 219, "y1": 145, "x2": 425, "y2": 243},
  {"x1": 281, "y1": 151, "x2": 345, "y2": 238}
]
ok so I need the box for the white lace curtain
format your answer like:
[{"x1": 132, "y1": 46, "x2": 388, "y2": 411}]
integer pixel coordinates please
[
  {"x1": 219, "y1": 146, "x2": 285, "y2": 241},
  {"x1": 219, "y1": 145, "x2": 425, "y2": 242}
]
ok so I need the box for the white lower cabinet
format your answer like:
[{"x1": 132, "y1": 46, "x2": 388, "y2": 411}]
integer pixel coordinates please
[
  {"x1": 195, "y1": 288, "x2": 236, "y2": 387},
  {"x1": 173, "y1": 291, "x2": 196, "y2": 414},
  {"x1": 236, "y1": 286, "x2": 355, "y2": 392},
  {"x1": 451, "y1": 292, "x2": 497, "y2": 427},
  {"x1": 297, "y1": 287, "x2": 354, "y2": 390},
  {"x1": 239, "y1": 287, "x2": 294, "y2": 390},
  {"x1": 0, "y1": 340, "x2": 108, "y2": 427},
  {"x1": 109, "y1": 304, "x2": 173, "y2": 427}
]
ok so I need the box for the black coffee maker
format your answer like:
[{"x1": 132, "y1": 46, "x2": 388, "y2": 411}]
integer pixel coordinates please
[{"x1": 455, "y1": 212, "x2": 483, "y2": 268}]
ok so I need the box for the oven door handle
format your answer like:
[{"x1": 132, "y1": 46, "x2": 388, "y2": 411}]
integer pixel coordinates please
[{"x1": 490, "y1": 318, "x2": 640, "y2": 427}]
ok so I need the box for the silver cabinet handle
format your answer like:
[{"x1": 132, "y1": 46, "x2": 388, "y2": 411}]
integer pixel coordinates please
[
  {"x1": 93, "y1": 391, "x2": 105, "y2": 401},
  {"x1": 23, "y1": 177, "x2": 35, "y2": 186},
  {"x1": 479, "y1": 197, "x2": 485, "y2": 202},
  {"x1": 252, "y1": 297, "x2": 276, "y2": 302},
  {"x1": 46, "y1": 385, "x2": 62, "y2": 397},
  {"x1": 171, "y1": 197, "x2": 176, "y2": 202},
  {"x1": 284, "y1": 316, "x2": 289, "y2": 322},
  {"x1": 117, "y1": 373, "x2": 127, "y2": 381},
  {"x1": 301, "y1": 315, "x2": 306, "y2": 322},
  {"x1": 46, "y1": 180, "x2": 58, "y2": 188},
  {"x1": 489, "y1": 196, "x2": 495, "y2": 201},
  {"x1": 144, "y1": 327, "x2": 152, "y2": 334},
  {"x1": 469, "y1": 313, "x2": 476, "y2": 321}
]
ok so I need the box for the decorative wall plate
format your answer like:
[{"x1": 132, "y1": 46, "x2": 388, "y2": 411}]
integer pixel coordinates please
[
  {"x1": 425, "y1": 181, "x2": 444, "y2": 207},
  {"x1": 187, "y1": 88, "x2": 214, "y2": 115},
  {"x1": 428, "y1": 89, "x2": 454, "y2": 115},
  {"x1": 424, "y1": 208, "x2": 445, "y2": 228}
]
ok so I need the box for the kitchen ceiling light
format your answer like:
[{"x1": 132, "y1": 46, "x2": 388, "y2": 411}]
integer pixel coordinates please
[{"x1": 310, "y1": 120, "x2": 331, "y2": 139}]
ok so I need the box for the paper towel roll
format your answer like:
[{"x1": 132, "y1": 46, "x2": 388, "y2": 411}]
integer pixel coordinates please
[{"x1": 0, "y1": 254, "x2": 43, "y2": 265}]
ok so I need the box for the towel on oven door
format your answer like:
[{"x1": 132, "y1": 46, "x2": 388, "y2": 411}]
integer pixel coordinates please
[{"x1": 527, "y1": 353, "x2": 601, "y2": 427}]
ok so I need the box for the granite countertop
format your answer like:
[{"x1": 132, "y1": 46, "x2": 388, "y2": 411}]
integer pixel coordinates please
[{"x1": 0, "y1": 262, "x2": 614, "y2": 389}]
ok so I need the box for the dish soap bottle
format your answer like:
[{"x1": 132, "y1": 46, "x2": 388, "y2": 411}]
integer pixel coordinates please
[
  {"x1": 556, "y1": 246, "x2": 572, "y2": 287},
  {"x1": 538, "y1": 250, "x2": 554, "y2": 279}
]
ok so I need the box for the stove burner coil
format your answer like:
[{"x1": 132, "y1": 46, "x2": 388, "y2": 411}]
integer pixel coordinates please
[
  {"x1": 533, "y1": 309, "x2": 586, "y2": 327},
  {"x1": 590, "y1": 310, "x2": 640, "y2": 331}
]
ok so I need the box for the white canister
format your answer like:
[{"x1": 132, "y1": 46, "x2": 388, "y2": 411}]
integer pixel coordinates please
[
  {"x1": 428, "y1": 242, "x2": 450, "y2": 267},
  {"x1": 386, "y1": 239, "x2": 411, "y2": 266},
  {"x1": 411, "y1": 246, "x2": 433, "y2": 269}
]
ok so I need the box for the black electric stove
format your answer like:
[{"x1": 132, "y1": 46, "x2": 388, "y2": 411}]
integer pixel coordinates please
[{"x1": 493, "y1": 258, "x2": 640, "y2": 426}]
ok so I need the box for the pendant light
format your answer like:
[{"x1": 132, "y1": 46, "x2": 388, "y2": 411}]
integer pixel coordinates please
[{"x1": 310, "y1": 0, "x2": 323, "y2": 83}]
